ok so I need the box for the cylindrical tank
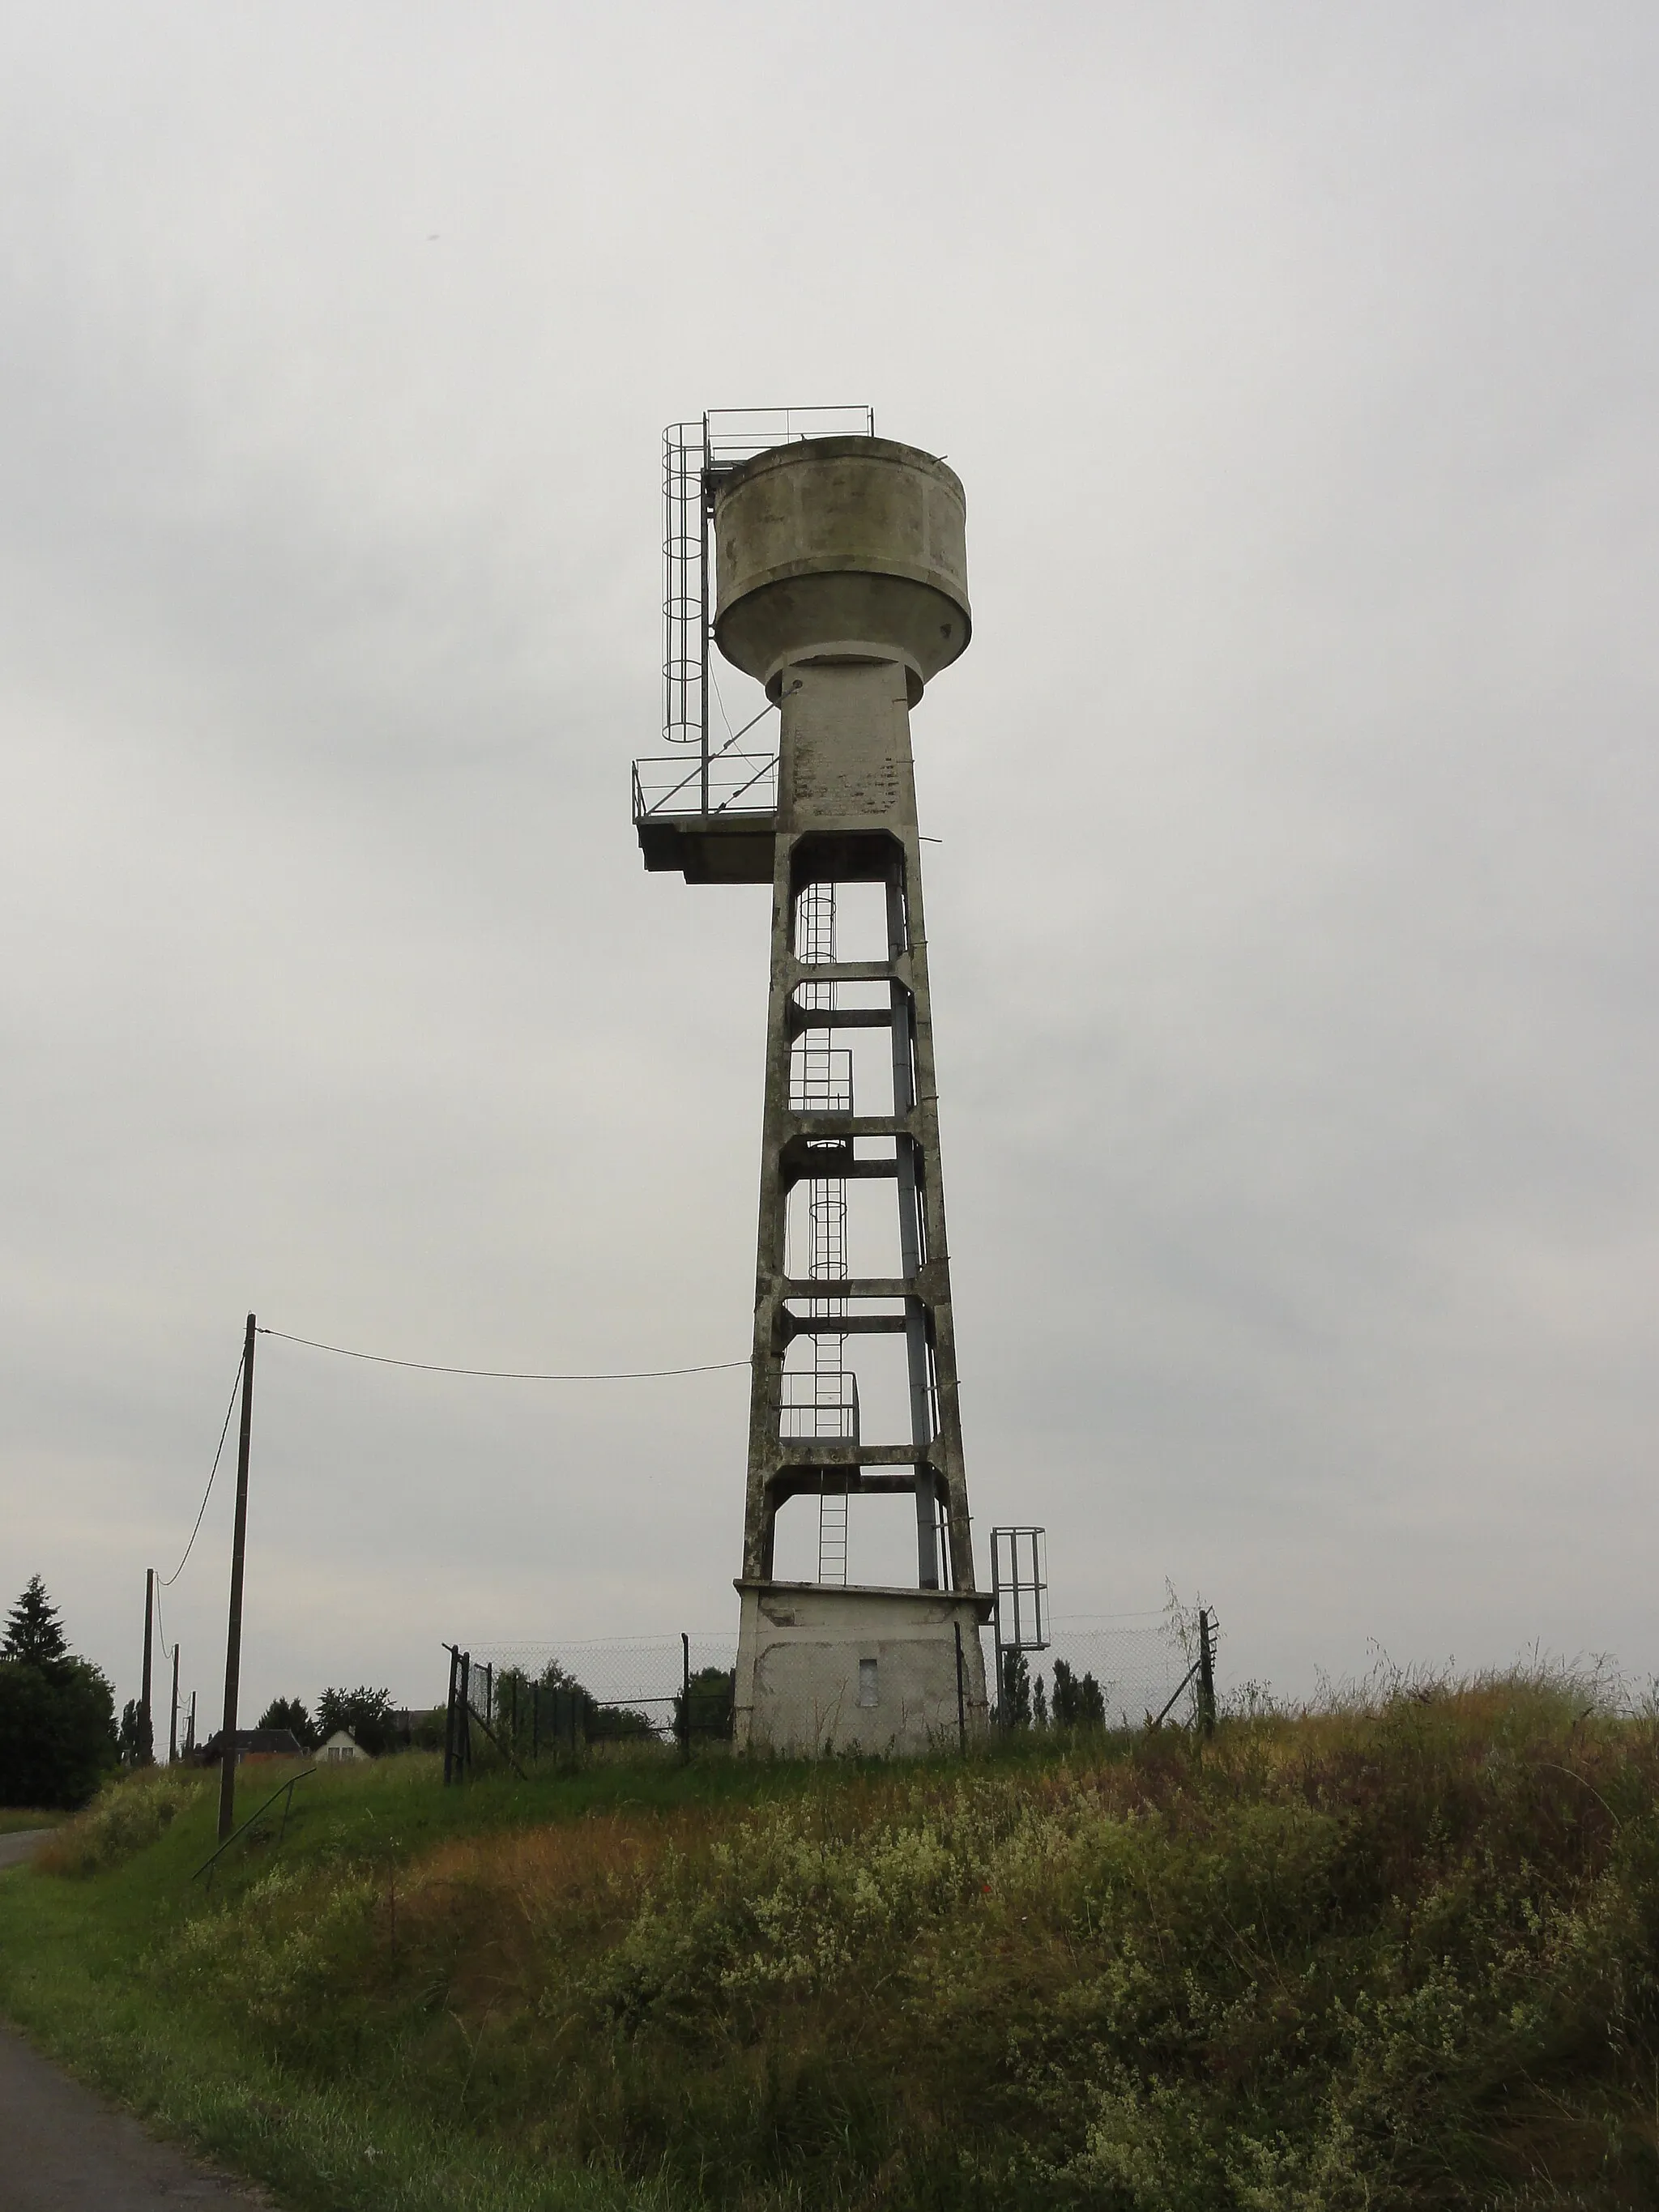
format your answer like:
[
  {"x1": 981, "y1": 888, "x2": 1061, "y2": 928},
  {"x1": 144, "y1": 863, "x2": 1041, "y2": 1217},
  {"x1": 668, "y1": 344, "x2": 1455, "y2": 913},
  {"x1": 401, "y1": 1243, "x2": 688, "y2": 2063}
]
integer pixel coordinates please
[{"x1": 713, "y1": 437, "x2": 970, "y2": 701}]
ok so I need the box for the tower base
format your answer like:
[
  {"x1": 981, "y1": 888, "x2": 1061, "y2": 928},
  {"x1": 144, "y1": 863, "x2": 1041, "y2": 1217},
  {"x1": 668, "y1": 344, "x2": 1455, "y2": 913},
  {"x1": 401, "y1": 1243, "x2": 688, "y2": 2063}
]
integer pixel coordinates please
[{"x1": 734, "y1": 1581, "x2": 994, "y2": 1757}]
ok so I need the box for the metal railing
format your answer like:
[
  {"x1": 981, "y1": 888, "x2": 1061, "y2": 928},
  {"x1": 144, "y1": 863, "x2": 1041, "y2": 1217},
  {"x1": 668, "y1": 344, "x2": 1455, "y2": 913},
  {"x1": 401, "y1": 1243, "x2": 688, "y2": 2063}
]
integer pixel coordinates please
[
  {"x1": 703, "y1": 403, "x2": 874, "y2": 473},
  {"x1": 658, "y1": 403, "x2": 873, "y2": 761},
  {"x1": 194, "y1": 1766, "x2": 316, "y2": 1889},
  {"x1": 632, "y1": 740, "x2": 778, "y2": 825},
  {"x1": 780, "y1": 1370, "x2": 861, "y2": 1443}
]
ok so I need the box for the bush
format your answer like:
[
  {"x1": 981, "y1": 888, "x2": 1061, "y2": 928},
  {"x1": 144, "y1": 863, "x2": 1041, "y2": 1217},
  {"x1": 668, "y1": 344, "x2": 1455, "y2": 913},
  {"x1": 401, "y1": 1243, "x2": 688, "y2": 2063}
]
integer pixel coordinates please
[
  {"x1": 0, "y1": 1657, "x2": 117, "y2": 1808},
  {"x1": 41, "y1": 1767, "x2": 208, "y2": 1875}
]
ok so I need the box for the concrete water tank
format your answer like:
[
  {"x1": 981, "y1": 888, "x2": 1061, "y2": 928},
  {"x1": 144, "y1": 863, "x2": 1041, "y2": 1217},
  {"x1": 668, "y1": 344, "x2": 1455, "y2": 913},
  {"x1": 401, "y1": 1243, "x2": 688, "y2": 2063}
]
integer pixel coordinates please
[{"x1": 713, "y1": 436, "x2": 970, "y2": 704}]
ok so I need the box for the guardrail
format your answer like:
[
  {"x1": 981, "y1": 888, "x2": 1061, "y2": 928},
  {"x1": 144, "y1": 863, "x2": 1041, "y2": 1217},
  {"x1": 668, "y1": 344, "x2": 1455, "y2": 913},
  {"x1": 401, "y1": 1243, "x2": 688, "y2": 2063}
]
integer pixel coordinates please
[
  {"x1": 632, "y1": 749, "x2": 778, "y2": 822},
  {"x1": 780, "y1": 1370, "x2": 861, "y2": 1443},
  {"x1": 194, "y1": 1766, "x2": 316, "y2": 1889}
]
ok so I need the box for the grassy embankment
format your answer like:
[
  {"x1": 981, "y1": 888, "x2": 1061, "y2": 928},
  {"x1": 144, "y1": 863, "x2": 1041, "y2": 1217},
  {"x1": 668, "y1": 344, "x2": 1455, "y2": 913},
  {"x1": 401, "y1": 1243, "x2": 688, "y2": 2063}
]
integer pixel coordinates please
[{"x1": 2, "y1": 1674, "x2": 1658, "y2": 2210}]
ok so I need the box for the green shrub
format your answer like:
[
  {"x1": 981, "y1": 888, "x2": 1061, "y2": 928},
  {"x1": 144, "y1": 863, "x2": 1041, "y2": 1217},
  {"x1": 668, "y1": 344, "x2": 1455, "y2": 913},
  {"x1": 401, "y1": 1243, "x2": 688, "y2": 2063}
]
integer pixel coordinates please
[{"x1": 41, "y1": 1767, "x2": 209, "y2": 1875}]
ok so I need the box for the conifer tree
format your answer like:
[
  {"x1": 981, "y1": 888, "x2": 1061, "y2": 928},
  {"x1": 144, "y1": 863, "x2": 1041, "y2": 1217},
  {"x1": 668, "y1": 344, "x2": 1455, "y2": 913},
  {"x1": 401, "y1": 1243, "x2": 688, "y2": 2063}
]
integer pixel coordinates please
[
  {"x1": 2, "y1": 1575, "x2": 68, "y2": 1668},
  {"x1": 0, "y1": 1578, "x2": 116, "y2": 1805},
  {"x1": 258, "y1": 1695, "x2": 316, "y2": 1749}
]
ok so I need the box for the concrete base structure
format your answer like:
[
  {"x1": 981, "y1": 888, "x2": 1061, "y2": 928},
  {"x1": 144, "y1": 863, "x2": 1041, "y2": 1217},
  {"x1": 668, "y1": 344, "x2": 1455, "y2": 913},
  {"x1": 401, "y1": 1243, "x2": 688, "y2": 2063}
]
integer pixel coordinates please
[{"x1": 736, "y1": 1581, "x2": 993, "y2": 1756}]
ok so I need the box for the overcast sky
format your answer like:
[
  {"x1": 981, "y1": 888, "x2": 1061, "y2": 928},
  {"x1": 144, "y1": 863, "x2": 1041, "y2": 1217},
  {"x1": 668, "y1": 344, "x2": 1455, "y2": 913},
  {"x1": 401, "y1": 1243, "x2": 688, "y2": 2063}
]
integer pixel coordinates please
[{"x1": 2, "y1": 4, "x2": 1656, "y2": 1726}]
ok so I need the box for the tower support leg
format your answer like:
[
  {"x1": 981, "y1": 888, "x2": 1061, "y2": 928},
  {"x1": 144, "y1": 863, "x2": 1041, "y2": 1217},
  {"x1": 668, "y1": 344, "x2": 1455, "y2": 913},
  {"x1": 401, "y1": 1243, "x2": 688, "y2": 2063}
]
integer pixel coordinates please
[{"x1": 732, "y1": 654, "x2": 990, "y2": 1754}]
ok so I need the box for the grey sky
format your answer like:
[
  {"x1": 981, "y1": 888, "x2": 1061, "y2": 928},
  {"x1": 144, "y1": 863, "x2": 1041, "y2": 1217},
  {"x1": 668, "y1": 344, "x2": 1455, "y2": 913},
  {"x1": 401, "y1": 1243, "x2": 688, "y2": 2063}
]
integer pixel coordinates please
[{"x1": 2, "y1": 5, "x2": 1655, "y2": 1723}]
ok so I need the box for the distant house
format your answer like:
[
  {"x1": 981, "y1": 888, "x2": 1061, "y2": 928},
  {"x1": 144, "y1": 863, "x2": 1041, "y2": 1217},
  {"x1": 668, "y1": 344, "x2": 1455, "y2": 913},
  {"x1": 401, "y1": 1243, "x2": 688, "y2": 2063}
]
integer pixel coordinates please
[
  {"x1": 196, "y1": 1727, "x2": 305, "y2": 1767},
  {"x1": 318, "y1": 1728, "x2": 371, "y2": 1764}
]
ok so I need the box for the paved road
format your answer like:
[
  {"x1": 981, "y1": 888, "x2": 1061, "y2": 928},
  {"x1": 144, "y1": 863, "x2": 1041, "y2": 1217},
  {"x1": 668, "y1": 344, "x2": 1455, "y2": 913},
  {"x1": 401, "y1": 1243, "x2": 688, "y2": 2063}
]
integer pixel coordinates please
[
  {"x1": 0, "y1": 1830, "x2": 267, "y2": 2208},
  {"x1": 0, "y1": 1831, "x2": 53, "y2": 1872}
]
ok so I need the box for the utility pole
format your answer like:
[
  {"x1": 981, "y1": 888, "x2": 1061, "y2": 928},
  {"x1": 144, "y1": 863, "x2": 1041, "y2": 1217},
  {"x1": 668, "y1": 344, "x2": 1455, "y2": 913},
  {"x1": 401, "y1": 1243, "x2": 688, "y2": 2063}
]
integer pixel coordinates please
[
  {"x1": 139, "y1": 1567, "x2": 155, "y2": 1765},
  {"x1": 168, "y1": 1642, "x2": 181, "y2": 1764},
  {"x1": 186, "y1": 1689, "x2": 197, "y2": 1757},
  {"x1": 217, "y1": 1314, "x2": 258, "y2": 1841}
]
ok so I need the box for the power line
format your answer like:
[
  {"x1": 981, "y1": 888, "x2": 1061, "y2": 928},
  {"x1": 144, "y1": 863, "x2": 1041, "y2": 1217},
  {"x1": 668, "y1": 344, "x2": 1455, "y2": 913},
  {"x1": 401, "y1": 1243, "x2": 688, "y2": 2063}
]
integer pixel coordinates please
[
  {"x1": 158, "y1": 1355, "x2": 245, "y2": 1588},
  {"x1": 257, "y1": 1327, "x2": 753, "y2": 1382}
]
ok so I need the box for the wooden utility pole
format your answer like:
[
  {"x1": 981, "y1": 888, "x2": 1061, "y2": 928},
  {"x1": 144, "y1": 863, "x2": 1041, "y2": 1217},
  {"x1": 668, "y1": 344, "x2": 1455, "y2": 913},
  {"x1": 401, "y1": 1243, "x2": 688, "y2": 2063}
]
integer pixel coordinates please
[
  {"x1": 186, "y1": 1689, "x2": 197, "y2": 1756},
  {"x1": 139, "y1": 1567, "x2": 155, "y2": 1764},
  {"x1": 216, "y1": 1314, "x2": 258, "y2": 1841},
  {"x1": 168, "y1": 1642, "x2": 181, "y2": 1764}
]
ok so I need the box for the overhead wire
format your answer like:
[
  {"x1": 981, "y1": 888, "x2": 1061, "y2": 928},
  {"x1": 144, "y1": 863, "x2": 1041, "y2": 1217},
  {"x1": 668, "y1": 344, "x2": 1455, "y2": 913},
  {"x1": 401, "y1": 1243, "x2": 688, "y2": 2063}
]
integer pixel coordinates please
[
  {"x1": 709, "y1": 667, "x2": 736, "y2": 738},
  {"x1": 258, "y1": 1327, "x2": 752, "y2": 1381},
  {"x1": 158, "y1": 1354, "x2": 245, "y2": 1588}
]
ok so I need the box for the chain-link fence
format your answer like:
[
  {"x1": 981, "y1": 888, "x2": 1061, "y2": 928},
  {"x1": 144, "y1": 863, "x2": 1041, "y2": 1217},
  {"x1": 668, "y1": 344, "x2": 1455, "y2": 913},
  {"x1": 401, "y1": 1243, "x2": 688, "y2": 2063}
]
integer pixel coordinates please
[
  {"x1": 447, "y1": 1635, "x2": 740, "y2": 1770},
  {"x1": 999, "y1": 1612, "x2": 1209, "y2": 1732},
  {"x1": 442, "y1": 1607, "x2": 1216, "y2": 1776}
]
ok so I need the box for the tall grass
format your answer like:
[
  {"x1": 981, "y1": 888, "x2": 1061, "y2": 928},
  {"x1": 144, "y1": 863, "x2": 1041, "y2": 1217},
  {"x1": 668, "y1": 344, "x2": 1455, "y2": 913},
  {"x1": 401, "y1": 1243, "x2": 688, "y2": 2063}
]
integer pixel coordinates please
[
  {"x1": 37, "y1": 1764, "x2": 212, "y2": 1873},
  {"x1": 11, "y1": 1669, "x2": 1659, "y2": 2208}
]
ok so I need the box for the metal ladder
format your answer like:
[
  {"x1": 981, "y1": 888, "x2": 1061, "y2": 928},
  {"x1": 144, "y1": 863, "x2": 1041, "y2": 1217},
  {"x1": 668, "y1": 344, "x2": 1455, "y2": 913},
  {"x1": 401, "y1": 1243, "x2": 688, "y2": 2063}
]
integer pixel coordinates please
[{"x1": 797, "y1": 881, "x2": 851, "y2": 1583}]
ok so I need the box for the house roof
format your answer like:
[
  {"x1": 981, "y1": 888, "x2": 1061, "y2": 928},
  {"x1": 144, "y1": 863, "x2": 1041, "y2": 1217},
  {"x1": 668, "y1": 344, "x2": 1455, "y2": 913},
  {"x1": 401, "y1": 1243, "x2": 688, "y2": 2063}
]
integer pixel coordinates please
[{"x1": 199, "y1": 1727, "x2": 305, "y2": 1758}]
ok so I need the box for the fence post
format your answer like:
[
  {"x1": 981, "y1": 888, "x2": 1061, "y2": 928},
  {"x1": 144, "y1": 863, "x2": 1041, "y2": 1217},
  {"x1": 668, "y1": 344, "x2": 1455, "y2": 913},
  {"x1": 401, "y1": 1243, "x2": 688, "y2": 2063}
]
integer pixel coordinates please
[
  {"x1": 442, "y1": 1646, "x2": 458, "y2": 1786},
  {"x1": 531, "y1": 1681, "x2": 539, "y2": 1763},
  {"x1": 1196, "y1": 1608, "x2": 1216, "y2": 1738},
  {"x1": 459, "y1": 1652, "x2": 472, "y2": 1779},
  {"x1": 679, "y1": 1633, "x2": 691, "y2": 1762},
  {"x1": 953, "y1": 1621, "x2": 967, "y2": 1755}
]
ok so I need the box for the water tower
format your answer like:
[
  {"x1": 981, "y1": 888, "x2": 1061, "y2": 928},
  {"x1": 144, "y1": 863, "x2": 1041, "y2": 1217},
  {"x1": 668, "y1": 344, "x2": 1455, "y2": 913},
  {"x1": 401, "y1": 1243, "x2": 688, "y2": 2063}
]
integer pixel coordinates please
[{"x1": 634, "y1": 408, "x2": 992, "y2": 1753}]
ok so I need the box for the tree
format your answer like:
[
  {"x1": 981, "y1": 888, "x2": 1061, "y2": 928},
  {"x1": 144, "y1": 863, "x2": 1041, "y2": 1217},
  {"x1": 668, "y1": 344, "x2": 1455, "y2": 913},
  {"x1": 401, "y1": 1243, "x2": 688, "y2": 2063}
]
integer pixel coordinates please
[
  {"x1": 1000, "y1": 1648, "x2": 1031, "y2": 1728},
  {"x1": 0, "y1": 1658, "x2": 117, "y2": 1807},
  {"x1": 586, "y1": 1699, "x2": 657, "y2": 1743},
  {"x1": 117, "y1": 1698, "x2": 153, "y2": 1767},
  {"x1": 315, "y1": 1686, "x2": 397, "y2": 1758},
  {"x1": 1076, "y1": 1671, "x2": 1107, "y2": 1728},
  {"x1": 2, "y1": 1576, "x2": 68, "y2": 1669},
  {"x1": 0, "y1": 1579, "x2": 118, "y2": 1805},
  {"x1": 525, "y1": 1662, "x2": 592, "y2": 1758},
  {"x1": 1032, "y1": 1671, "x2": 1049, "y2": 1728},
  {"x1": 673, "y1": 1665, "x2": 736, "y2": 1744},
  {"x1": 502, "y1": 1661, "x2": 656, "y2": 1753},
  {"x1": 488, "y1": 1667, "x2": 534, "y2": 1756},
  {"x1": 257, "y1": 1696, "x2": 316, "y2": 1749},
  {"x1": 1051, "y1": 1660, "x2": 1107, "y2": 1731}
]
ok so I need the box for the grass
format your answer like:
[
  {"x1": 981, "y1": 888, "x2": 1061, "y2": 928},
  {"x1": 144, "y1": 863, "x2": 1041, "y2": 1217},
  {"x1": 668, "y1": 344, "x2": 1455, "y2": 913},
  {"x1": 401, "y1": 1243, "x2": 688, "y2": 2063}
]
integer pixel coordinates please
[
  {"x1": 0, "y1": 1805, "x2": 64, "y2": 1833},
  {"x1": 3, "y1": 1674, "x2": 1659, "y2": 2209}
]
